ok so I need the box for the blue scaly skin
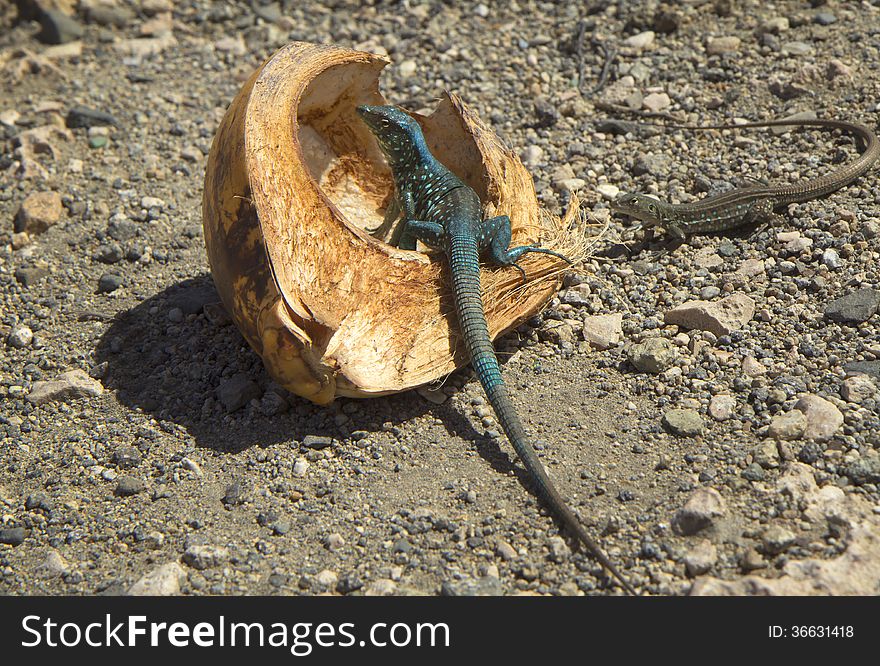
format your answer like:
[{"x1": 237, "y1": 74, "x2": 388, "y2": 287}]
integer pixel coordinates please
[{"x1": 357, "y1": 105, "x2": 635, "y2": 595}]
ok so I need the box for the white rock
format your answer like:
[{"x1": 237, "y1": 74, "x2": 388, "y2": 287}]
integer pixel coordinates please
[
  {"x1": 398, "y1": 60, "x2": 417, "y2": 77},
  {"x1": 684, "y1": 540, "x2": 717, "y2": 577},
  {"x1": 36, "y1": 550, "x2": 69, "y2": 578},
  {"x1": 521, "y1": 145, "x2": 543, "y2": 166},
  {"x1": 183, "y1": 545, "x2": 229, "y2": 570},
  {"x1": 141, "y1": 196, "x2": 165, "y2": 209},
  {"x1": 736, "y1": 258, "x2": 765, "y2": 278},
  {"x1": 673, "y1": 488, "x2": 726, "y2": 535},
  {"x1": 664, "y1": 294, "x2": 755, "y2": 336},
  {"x1": 642, "y1": 92, "x2": 671, "y2": 112},
  {"x1": 7, "y1": 325, "x2": 34, "y2": 349},
  {"x1": 128, "y1": 562, "x2": 186, "y2": 595},
  {"x1": 768, "y1": 409, "x2": 807, "y2": 440},
  {"x1": 213, "y1": 35, "x2": 246, "y2": 55},
  {"x1": 705, "y1": 36, "x2": 741, "y2": 55},
  {"x1": 596, "y1": 183, "x2": 620, "y2": 200},
  {"x1": 794, "y1": 394, "x2": 844, "y2": 441},
  {"x1": 841, "y1": 375, "x2": 878, "y2": 403},
  {"x1": 741, "y1": 356, "x2": 766, "y2": 376},
  {"x1": 559, "y1": 177, "x2": 586, "y2": 191},
  {"x1": 314, "y1": 569, "x2": 338, "y2": 588},
  {"x1": 624, "y1": 31, "x2": 655, "y2": 49},
  {"x1": 708, "y1": 394, "x2": 736, "y2": 421},
  {"x1": 27, "y1": 369, "x2": 104, "y2": 406},
  {"x1": 582, "y1": 313, "x2": 623, "y2": 350},
  {"x1": 115, "y1": 33, "x2": 178, "y2": 58},
  {"x1": 692, "y1": 497, "x2": 879, "y2": 596},
  {"x1": 760, "y1": 17, "x2": 789, "y2": 34},
  {"x1": 0, "y1": 109, "x2": 20, "y2": 127}
]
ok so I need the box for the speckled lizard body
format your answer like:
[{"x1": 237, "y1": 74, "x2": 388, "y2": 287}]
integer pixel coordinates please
[
  {"x1": 357, "y1": 104, "x2": 635, "y2": 595},
  {"x1": 611, "y1": 118, "x2": 879, "y2": 240}
]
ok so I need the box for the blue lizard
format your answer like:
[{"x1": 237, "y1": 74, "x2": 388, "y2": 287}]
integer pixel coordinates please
[{"x1": 357, "y1": 104, "x2": 635, "y2": 594}]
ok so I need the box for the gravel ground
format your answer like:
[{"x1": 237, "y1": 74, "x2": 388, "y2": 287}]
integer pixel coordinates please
[{"x1": 2, "y1": 0, "x2": 879, "y2": 596}]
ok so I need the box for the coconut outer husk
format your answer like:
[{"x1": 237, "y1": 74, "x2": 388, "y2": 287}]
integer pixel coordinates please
[{"x1": 202, "y1": 41, "x2": 595, "y2": 405}]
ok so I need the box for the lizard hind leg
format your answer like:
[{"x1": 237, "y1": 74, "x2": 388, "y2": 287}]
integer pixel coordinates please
[
  {"x1": 482, "y1": 215, "x2": 572, "y2": 284},
  {"x1": 401, "y1": 219, "x2": 445, "y2": 249}
]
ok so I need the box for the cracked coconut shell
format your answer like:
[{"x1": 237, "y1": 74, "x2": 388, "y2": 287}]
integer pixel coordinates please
[{"x1": 202, "y1": 42, "x2": 582, "y2": 405}]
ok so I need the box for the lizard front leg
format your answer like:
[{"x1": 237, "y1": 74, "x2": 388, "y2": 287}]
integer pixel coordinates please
[
  {"x1": 395, "y1": 190, "x2": 419, "y2": 250},
  {"x1": 369, "y1": 197, "x2": 402, "y2": 244},
  {"x1": 481, "y1": 215, "x2": 572, "y2": 283}
]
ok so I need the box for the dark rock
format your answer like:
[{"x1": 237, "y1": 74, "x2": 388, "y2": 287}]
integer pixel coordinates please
[
  {"x1": 533, "y1": 97, "x2": 559, "y2": 128},
  {"x1": 268, "y1": 573, "x2": 288, "y2": 588},
  {"x1": 95, "y1": 243, "x2": 124, "y2": 263},
  {"x1": 107, "y1": 219, "x2": 137, "y2": 241},
  {"x1": 302, "y1": 435, "x2": 333, "y2": 450},
  {"x1": 169, "y1": 283, "x2": 220, "y2": 315},
  {"x1": 82, "y1": 2, "x2": 134, "y2": 27},
  {"x1": 217, "y1": 373, "x2": 261, "y2": 412},
  {"x1": 595, "y1": 119, "x2": 638, "y2": 135},
  {"x1": 0, "y1": 527, "x2": 26, "y2": 546},
  {"x1": 718, "y1": 241, "x2": 737, "y2": 257},
  {"x1": 843, "y1": 361, "x2": 880, "y2": 381},
  {"x1": 259, "y1": 391, "x2": 288, "y2": 416},
  {"x1": 824, "y1": 289, "x2": 880, "y2": 324},
  {"x1": 842, "y1": 455, "x2": 880, "y2": 486},
  {"x1": 257, "y1": 510, "x2": 280, "y2": 527},
  {"x1": 652, "y1": 8, "x2": 680, "y2": 33},
  {"x1": 204, "y1": 302, "x2": 232, "y2": 326},
  {"x1": 37, "y1": 10, "x2": 83, "y2": 44},
  {"x1": 116, "y1": 476, "x2": 146, "y2": 496},
  {"x1": 14, "y1": 266, "x2": 49, "y2": 288},
  {"x1": 741, "y1": 463, "x2": 766, "y2": 482},
  {"x1": 25, "y1": 492, "x2": 54, "y2": 512},
  {"x1": 796, "y1": 441, "x2": 823, "y2": 464},
  {"x1": 272, "y1": 520, "x2": 291, "y2": 536},
  {"x1": 98, "y1": 273, "x2": 123, "y2": 293},
  {"x1": 66, "y1": 106, "x2": 120, "y2": 129},
  {"x1": 222, "y1": 481, "x2": 245, "y2": 506},
  {"x1": 336, "y1": 574, "x2": 364, "y2": 594},
  {"x1": 111, "y1": 446, "x2": 142, "y2": 469}
]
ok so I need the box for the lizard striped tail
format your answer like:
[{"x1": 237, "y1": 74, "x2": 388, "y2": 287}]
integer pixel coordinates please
[{"x1": 447, "y1": 235, "x2": 636, "y2": 595}]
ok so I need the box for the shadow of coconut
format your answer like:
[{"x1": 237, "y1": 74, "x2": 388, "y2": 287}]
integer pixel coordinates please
[{"x1": 94, "y1": 275, "x2": 505, "y2": 460}]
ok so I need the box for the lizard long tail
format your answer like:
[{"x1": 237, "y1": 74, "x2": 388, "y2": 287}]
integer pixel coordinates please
[{"x1": 447, "y1": 234, "x2": 636, "y2": 595}]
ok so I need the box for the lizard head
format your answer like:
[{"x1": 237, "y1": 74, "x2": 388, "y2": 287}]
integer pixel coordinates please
[
  {"x1": 610, "y1": 192, "x2": 666, "y2": 226},
  {"x1": 356, "y1": 105, "x2": 425, "y2": 164}
]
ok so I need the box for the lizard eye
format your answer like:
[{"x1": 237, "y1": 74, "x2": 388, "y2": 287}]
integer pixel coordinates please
[{"x1": 630, "y1": 197, "x2": 639, "y2": 205}]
